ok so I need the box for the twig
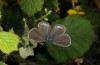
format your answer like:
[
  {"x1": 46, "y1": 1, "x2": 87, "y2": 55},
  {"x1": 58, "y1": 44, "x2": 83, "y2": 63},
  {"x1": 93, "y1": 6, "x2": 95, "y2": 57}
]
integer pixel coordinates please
[{"x1": 35, "y1": 10, "x2": 52, "y2": 22}]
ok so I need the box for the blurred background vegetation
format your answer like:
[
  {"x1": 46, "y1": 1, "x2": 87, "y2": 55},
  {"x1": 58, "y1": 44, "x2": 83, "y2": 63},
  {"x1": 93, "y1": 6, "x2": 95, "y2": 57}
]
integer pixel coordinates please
[{"x1": 0, "y1": 0, "x2": 100, "y2": 65}]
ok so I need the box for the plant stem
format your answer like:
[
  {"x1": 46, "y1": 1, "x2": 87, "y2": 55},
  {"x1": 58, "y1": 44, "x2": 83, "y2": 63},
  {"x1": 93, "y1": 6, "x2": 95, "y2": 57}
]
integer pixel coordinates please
[{"x1": 35, "y1": 10, "x2": 52, "y2": 22}]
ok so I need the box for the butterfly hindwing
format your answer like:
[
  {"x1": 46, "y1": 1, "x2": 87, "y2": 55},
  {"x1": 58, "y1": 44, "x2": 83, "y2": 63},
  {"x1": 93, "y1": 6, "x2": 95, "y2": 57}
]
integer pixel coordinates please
[{"x1": 53, "y1": 34, "x2": 71, "y2": 47}]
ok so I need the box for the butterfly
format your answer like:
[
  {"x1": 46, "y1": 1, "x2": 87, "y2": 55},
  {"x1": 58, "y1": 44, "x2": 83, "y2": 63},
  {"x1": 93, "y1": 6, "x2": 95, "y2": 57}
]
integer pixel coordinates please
[{"x1": 28, "y1": 22, "x2": 71, "y2": 47}]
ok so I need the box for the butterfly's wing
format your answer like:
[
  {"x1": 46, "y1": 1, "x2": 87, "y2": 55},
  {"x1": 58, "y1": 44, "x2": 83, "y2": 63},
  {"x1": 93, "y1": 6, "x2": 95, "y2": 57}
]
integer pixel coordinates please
[
  {"x1": 53, "y1": 34, "x2": 71, "y2": 47},
  {"x1": 51, "y1": 25, "x2": 66, "y2": 38},
  {"x1": 38, "y1": 22, "x2": 51, "y2": 38},
  {"x1": 28, "y1": 28, "x2": 45, "y2": 42}
]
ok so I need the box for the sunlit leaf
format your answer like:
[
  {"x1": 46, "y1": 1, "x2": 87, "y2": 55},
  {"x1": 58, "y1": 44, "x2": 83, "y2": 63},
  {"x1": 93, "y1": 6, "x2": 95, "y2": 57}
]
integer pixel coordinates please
[
  {"x1": 46, "y1": 15, "x2": 96, "y2": 62},
  {"x1": 0, "y1": 32, "x2": 19, "y2": 54},
  {"x1": 18, "y1": 0, "x2": 44, "y2": 16}
]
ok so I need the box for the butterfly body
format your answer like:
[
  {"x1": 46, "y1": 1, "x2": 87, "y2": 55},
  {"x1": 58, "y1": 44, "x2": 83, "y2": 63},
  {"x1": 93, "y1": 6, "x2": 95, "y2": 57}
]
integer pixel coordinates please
[{"x1": 45, "y1": 33, "x2": 53, "y2": 43}]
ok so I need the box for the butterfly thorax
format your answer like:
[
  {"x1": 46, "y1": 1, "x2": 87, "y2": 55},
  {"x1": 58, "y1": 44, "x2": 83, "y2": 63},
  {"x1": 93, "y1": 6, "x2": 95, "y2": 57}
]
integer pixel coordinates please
[{"x1": 45, "y1": 33, "x2": 53, "y2": 43}]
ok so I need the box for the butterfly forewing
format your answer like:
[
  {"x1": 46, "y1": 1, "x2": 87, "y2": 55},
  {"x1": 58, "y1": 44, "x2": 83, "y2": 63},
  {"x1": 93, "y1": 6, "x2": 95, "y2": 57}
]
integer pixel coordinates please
[
  {"x1": 28, "y1": 28, "x2": 45, "y2": 42},
  {"x1": 51, "y1": 25, "x2": 66, "y2": 38},
  {"x1": 53, "y1": 34, "x2": 71, "y2": 47},
  {"x1": 38, "y1": 22, "x2": 51, "y2": 38}
]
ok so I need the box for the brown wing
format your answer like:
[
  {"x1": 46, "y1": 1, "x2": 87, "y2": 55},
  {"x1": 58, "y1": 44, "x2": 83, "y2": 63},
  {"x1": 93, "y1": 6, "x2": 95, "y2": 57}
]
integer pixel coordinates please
[
  {"x1": 51, "y1": 25, "x2": 66, "y2": 38},
  {"x1": 38, "y1": 22, "x2": 51, "y2": 38},
  {"x1": 28, "y1": 28, "x2": 45, "y2": 42},
  {"x1": 53, "y1": 34, "x2": 71, "y2": 47}
]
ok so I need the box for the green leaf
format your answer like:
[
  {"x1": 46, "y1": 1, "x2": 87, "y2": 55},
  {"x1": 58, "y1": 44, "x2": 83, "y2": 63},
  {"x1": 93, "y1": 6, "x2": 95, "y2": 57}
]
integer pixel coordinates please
[
  {"x1": 47, "y1": 12, "x2": 59, "y2": 22},
  {"x1": 0, "y1": 61, "x2": 7, "y2": 65},
  {"x1": 46, "y1": 15, "x2": 96, "y2": 62},
  {"x1": 0, "y1": 32, "x2": 19, "y2": 54},
  {"x1": 81, "y1": 4, "x2": 100, "y2": 30},
  {"x1": 18, "y1": 0, "x2": 44, "y2": 16},
  {"x1": 45, "y1": 0, "x2": 59, "y2": 8},
  {"x1": 0, "y1": 0, "x2": 3, "y2": 11}
]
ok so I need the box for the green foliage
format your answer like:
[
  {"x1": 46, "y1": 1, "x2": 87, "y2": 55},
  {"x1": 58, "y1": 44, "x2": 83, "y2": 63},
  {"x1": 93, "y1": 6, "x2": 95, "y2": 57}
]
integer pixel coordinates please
[
  {"x1": 47, "y1": 12, "x2": 59, "y2": 22},
  {"x1": 0, "y1": 0, "x2": 2, "y2": 11},
  {"x1": 0, "y1": 32, "x2": 19, "y2": 54},
  {"x1": 82, "y1": 4, "x2": 100, "y2": 30},
  {"x1": 45, "y1": 0, "x2": 59, "y2": 8},
  {"x1": 18, "y1": 0, "x2": 44, "y2": 16},
  {"x1": 2, "y1": 6, "x2": 24, "y2": 36},
  {"x1": 46, "y1": 15, "x2": 96, "y2": 62},
  {"x1": 79, "y1": 0, "x2": 100, "y2": 25},
  {"x1": 0, "y1": 61, "x2": 7, "y2": 65}
]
